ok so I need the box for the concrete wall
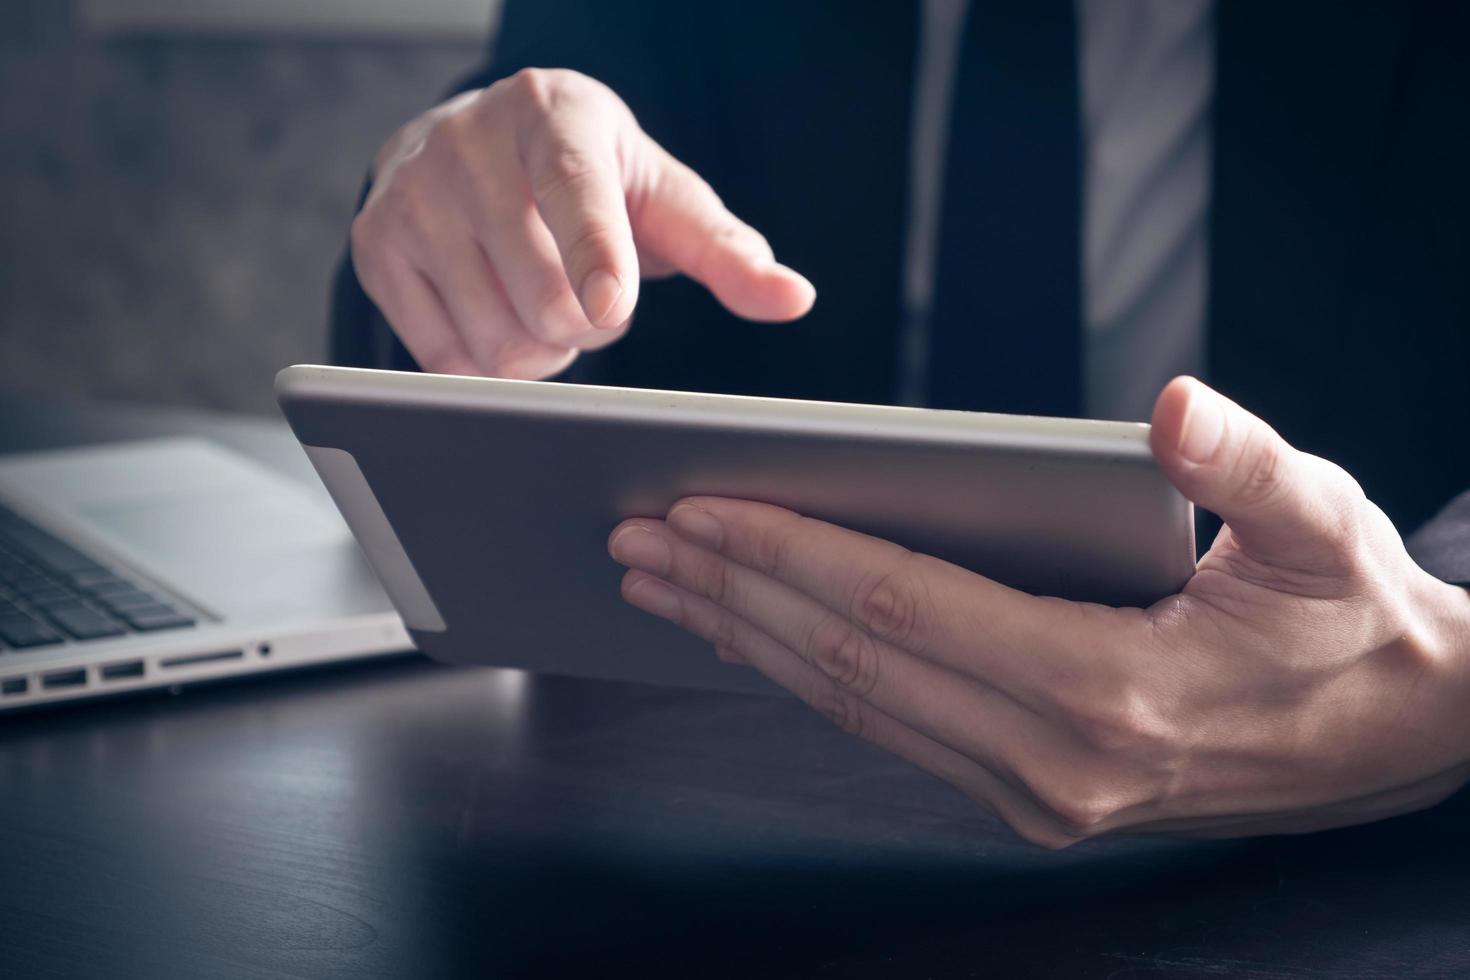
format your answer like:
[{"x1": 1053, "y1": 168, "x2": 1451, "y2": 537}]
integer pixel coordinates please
[{"x1": 0, "y1": 2, "x2": 485, "y2": 415}]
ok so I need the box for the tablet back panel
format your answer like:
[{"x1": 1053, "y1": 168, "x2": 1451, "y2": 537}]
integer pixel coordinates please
[{"x1": 278, "y1": 366, "x2": 1194, "y2": 693}]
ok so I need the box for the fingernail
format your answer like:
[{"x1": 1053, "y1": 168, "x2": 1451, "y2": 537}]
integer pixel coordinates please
[
  {"x1": 609, "y1": 526, "x2": 671, "y2": 575},
  {"x1": 580, "y1": 269, "x2": 624, "y2": 328},
  {"x1": 626, "y1": 575, "x2": 682, "y2": 622},
  {"x1": 668, "y1": 503, "x2": 722, "y2": 549},
  {"x1": 1178, "y1": 384, "x2": 1225, "y2": 464}
]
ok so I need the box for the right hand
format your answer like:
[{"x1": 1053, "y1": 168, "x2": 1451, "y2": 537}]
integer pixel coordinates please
[{"x1": 350, "y1": 68, "x2": 817, "y2": 379}]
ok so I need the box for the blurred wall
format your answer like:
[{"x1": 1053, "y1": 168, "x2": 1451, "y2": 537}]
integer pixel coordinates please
[{"x1": 0, "y1": 2, "x2": 486, "y2": 415}]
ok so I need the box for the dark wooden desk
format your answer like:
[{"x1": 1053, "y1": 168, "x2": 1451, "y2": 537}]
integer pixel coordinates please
[{"x1": 2, "y1": 399, "x2": 1467, "y2": 978}]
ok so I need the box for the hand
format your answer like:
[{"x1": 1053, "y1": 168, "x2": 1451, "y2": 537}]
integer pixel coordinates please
[
  {"x1": 351, "y1": 68, "x2": 815, "y2": 378},
  {"x1": 608, "y1": 377, "x2": 1470, "y2": 847}
]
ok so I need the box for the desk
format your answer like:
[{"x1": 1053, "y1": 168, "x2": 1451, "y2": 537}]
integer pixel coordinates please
[{"x1": 1, "y1": 399, "x2": 1468, "y2": 978}]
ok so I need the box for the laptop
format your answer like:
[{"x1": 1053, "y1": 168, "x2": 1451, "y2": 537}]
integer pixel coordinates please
[{"x1": 0, "y1": 436, "x2": 409, "y2": 711}]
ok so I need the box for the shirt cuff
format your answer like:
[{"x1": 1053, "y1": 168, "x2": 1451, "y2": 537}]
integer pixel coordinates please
[{"x1": 1407, "y1": 490, "x2": 1470, "y2": 587}]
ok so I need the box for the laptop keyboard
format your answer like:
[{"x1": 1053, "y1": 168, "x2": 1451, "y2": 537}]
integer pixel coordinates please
[{"x1": 0, "y1": 503, "x2": 196, "y2": 651}]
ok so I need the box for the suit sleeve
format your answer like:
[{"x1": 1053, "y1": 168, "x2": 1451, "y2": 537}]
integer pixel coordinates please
[
  {"x1": 326, "y1": 0, "x2": 706, "y2": 371},
  {"x1": 1407, "y1": 491, "x2": 1470, "y2": 588}
]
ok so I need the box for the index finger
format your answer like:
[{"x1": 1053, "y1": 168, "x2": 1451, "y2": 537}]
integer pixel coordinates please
[
  {"x1": 516, "y1": 95, "x2": 639, "y2": 329},
  {"x1": 663, "y1": 496, "x2": 1134, "y2": 702}
]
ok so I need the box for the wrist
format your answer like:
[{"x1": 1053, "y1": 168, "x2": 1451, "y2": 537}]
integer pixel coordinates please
[
  {"x1": 1387, "y1": 570, "x2": 1470, "y2": 784},
  {"x1": 1424, "y1": 576, "x2": 1470, "y2": 663},
  {"x1": 1412, "y1": 569, "x2": 1470, "y2": 719}
]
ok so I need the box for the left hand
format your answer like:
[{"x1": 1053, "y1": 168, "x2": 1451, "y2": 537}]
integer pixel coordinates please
[{"x1": 608, "y1": 377, "x2": 1470, "y2": 847}]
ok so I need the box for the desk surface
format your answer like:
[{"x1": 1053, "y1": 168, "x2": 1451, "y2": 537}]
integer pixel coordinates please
[{"x1": 1, "y1": 398, "x2": 1468, "y2": 979}]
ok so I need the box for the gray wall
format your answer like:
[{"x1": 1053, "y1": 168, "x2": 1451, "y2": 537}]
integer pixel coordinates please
[{"x1": 0, "y1": 2, "x2": 484, "y2": 415}]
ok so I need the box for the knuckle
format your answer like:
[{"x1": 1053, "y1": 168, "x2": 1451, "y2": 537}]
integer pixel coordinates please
[
  {"x1": 532, "y1": 146, "x2": 604, "y2": 205},
  {"x1": 1316, "y1": 457, "x2": 1366, "y2": 503},
  {"x1": 1069, "y1": 682, "x2": 1174, "y2": 759},
  {"x1": 526, "y1": 277, "x2": 587, "y2": 338},
  {"x1": 1237, "y1": 434, "x2": 1288, "y2": 511},
  {"x1": 849, "y1": 558, "x2": 930, "y2": 650},
  {"x1": 349, "y1": 206, "x2": 375, "y2": 245},
  {"x1": 532, "y1": 273, "x2": 573, "y2": 315},
  {"x1": 562, "y1": 219, "x2": 623, "y2": 272},
  {"x1": 803, "y1": 615, "x2": 880, "y2": 697},
  {"x1": 643, "y1": 150, "x2": 718, "y2": 210},
  {"x1": 707, "y1": 608, "x2": 741, "y2": 656},
  {"x1": 1013, "y1": 820, "x2": 1082, "y2": 851},
  {"x1": 423, "y1": 110, "x2": 473, "y2": 160},
  {"x1": 348, "y1": 214, "x2": 384, "y2": 277},
  {"x1": 1037, "y1": 780, "x2": 1116, "y2": 837},
  {"x1": 504, "y1": 67, "x2": 559, "y2": 111},
  {"x1": 1310, "y1": 456, "x2": 1373, "y2": 543},
  {"x1": 690, "y1": 550, "x2": 734, "y2": 606},
  {"x1": 376, "y1": 178, "x2": 437, "y2": 238},
  {"x1": 467, "y1": 331, "x2": 520, "y2": 374},
  {"x1": 747, "y1": 516, "x2": 797, "y2": 577}
]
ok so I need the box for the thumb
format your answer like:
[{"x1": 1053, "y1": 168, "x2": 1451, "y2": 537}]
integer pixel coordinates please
[
  {"x1": 1149, "y1": 376, "x2": 1361, "y2": 571},
  {"x1": 630, "y1": 144, "x2": 816, "y2": 322}
]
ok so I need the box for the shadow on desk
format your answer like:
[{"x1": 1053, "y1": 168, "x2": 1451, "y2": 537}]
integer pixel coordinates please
[{"x1": 2, "y1": 656, "x2": 1467, "y2": 978}]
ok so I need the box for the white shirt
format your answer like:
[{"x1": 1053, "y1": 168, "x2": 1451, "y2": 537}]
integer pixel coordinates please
[{"x1": 902, "y1": 0, "x2": 1216, "y2": 421}]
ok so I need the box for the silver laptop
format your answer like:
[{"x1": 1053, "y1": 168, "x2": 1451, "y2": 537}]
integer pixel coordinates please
[{"x1": 0, "y1": 437, "x2": 409, "y2": 711}]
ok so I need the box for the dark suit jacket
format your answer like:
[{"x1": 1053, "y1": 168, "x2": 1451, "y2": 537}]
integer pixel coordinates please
[{"x1": 330, "y1": 0, "x2": 1470, "y2": 586}]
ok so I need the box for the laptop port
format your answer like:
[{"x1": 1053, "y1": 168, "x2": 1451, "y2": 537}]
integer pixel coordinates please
[
  {"x1": 159, "y1": 649, "x2": 243, "y2": 669},
  {"x1": 100, "y1": 660, "x2": 145, "y2": 681},
  {"x1": 1, "y1": 677, "x2": 27, "y2": 696},
  {"x1": 41, "y1": 669, "x2": 87, "y2": 690}
]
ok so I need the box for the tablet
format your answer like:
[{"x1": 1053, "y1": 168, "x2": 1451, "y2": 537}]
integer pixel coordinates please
[{"x1": 276, "y1": 365, "x2": 1194, "y2": 693}]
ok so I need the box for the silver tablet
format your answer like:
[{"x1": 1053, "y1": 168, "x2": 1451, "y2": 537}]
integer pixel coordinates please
[{"x1": 276, "y1": 365, "x2": 1194, "y2": 693}]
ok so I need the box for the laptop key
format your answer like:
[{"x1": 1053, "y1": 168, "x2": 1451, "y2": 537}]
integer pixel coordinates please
[
  {"x1": 5, "y1": 536, "x2": 100, "y2": 575},
  {"x1": 118, "y1": 605, "x2": 195, "y2": 632},
  {"x1": 34, "y1": 595, "x2": 95, "y2": 612},
  {"x1": 0, "y1": 505, "x2": 196, "y2": 642},
  {"x1": 11, "y1": 574, "x2": 56, "y2": 595},
  {"x1": 64, "y1": 568, "x2": 127, "y2": 590},
  {"x1": 98, "y1": 589, "x2": 167, "y2": 612},
  {"x1": 88, "y1": 579, "x2": 145, "y2": 597},
  {"x1": 0, "y1": 614, "x2": 64, "y2": 648},
  {"x1": 23, "y1": 586, "x2": 74, "y2": 605},
  {"x1": 0, "y1": 518, "x2": 104, "y2": 569},
  {"x1": 45, "y1": 604, "x2": 126, "y2": 640}
]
